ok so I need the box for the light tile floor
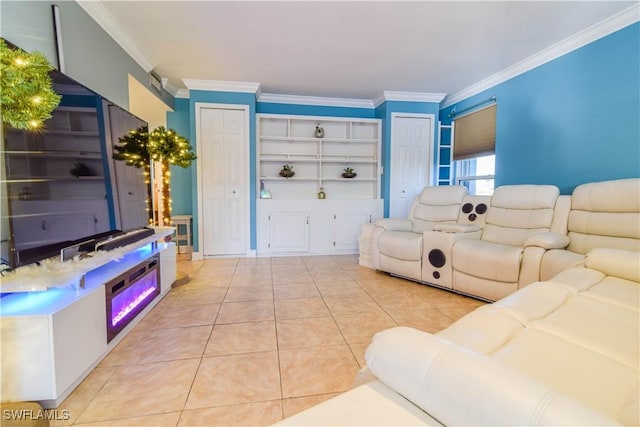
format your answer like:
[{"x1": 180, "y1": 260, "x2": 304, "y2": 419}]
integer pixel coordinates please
[{"x1": 49, "y1": 255, "x2": 484, "y2": 426}]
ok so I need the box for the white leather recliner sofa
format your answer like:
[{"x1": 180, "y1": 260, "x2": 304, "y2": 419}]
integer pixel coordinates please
[
  {"x1": 447, "y1": 184, "x2": 568, "y2": 301},
  {"x1": 363, "y1": 184, "x2": 566, "y2": 301},
  {"x1": 276, "y1": 247, "x2": 640, "y2": 426},
  {"x1": 540, "y1": 178, "x2": 640, "y2": 280},
  {"x1": 372, "y1": 186, "x2": 468, "y2": 282}
]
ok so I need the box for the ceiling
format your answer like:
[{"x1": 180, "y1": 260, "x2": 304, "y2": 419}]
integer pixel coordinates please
[{"x1": 81, "y1": 1, "x2": 638, "y2": 103}]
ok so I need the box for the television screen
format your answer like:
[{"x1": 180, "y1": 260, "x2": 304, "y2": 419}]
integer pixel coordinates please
[{"x1": 1, "y1": 70, "x2": 152, "y2": 268}]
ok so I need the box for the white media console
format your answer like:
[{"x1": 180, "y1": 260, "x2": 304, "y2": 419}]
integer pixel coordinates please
[{"x1": 0, "y1": 227, "x2": 177, "y2": 408}]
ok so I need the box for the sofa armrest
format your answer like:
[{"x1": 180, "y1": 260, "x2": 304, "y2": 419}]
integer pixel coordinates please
[
  {"x1": 524, "y1": 232, "x2": 570, "y2": 249},
  {"x1": 375, "y1": 218, "x2": 413, "y2": 232},
  {"x1": 432, "y1": 223, "x2": 482, "y2": 233},
  {"x1": 366, "y1": 327, "x2": 618, "y2": 426}
]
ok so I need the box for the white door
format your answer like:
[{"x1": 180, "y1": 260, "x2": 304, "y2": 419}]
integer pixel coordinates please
[
  {"x1": 389, "y1": 115, "x2": 434, "y2": 218},
  {"x1": 199, "y1": 107, "x2": 248, "y2": 256}
]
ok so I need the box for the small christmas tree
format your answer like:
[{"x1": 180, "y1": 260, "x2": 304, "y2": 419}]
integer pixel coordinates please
[{"x1": 113, "y1": 125, "x2": 196, "y2": 226}]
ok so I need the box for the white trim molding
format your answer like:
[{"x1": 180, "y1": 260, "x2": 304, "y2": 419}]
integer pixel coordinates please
[
  {"x1": 183, "y1": 79, "x2": 261, "y2": 94},
  {"x1": 257, "y1": 93, "x2": 374, "y2": 109},
  {"x1": 443, "y1": 3, "x2": 640, "y2": 108},
  {"x1": 375, "y1": 91, "x2": 447, "y2": 107},
  {"x1": 76, "y1": 1, "x2": 154, "y2": 72},
  {"x1": 174, "y1": 89, "x2": 190, "y2": 99}
]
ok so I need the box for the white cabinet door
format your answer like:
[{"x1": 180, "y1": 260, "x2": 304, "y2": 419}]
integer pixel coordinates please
[
  {"x1": 334, "y1": 211, "x2": 372, "y2": 251},
  {"x1": 390, "y1": 115, "x2": 434, "y2": 218},
  {"x1": 269, "y1": 212, "x2": 309, "y2": 253},
  {"x1": 199, "y1": 107, "x2": 248, "y2": 256}
]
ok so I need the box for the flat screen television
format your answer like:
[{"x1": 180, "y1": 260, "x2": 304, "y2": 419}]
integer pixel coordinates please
[{"x1": 1, "y1": 68, "x2": 153, "y2": 269}]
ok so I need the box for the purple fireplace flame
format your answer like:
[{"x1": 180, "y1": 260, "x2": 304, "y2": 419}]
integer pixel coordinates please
[
  {"x1": 106, "y1": 256, "x2": 160, "y2": 342},
  {"x1": 111, "y1": 274, "x2": 157, "y2": 327}
]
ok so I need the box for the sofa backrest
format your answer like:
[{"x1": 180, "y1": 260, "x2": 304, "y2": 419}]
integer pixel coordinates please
[
  {"x1": 482, "y1": 185, "x2": 560, "y2": 246},
  {"x1": 408, "y1": 186, "x2": 467, "y2": 233},
  {"x1": 566, "y1": 178, "x2": 640, "y2": 255}
]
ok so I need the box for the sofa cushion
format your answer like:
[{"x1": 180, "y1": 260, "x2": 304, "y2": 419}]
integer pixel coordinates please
[
  {"x1": 436, "y1": 305, "x2": 523, "y2": 354},
  {"x1": 583, "y1": 276, "x2": 639, "y2": 312},
  {"x1": 585, "y1": 248, "x2": 640, "y2": 283},
  {"x1": 452, "y1": 239, "x2": 523, "y2": 282},
  {"x1": 366, "y1": 327, "x2": 618, "y2": 426},
  {"x1": 378, "y1": 231, "x2": 422, "y2": 261},
  {"x1": 490, "y1": 184, "x2": 560, "y2": 210},
  {"x1": 410, "y1": 186, "x2": 467, "y2": 233},
  {"x1": 529, "y1": 294, "x2": 638, "y2": 370},
  {"x1": 567, "y1": 178, "x2": 640, "y2": 254},
  {"x1": 482, "y1": 185, "x2": 559, "y2": 246},
  {"x1": 493, "y1": 328, "x2": 637, "y2": 425},
  {"x1": 492, "y1": 281, "x2": 573, "y2": 324}
]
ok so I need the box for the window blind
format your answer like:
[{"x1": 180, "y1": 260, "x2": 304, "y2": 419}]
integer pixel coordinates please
[{"x1": 453, "y1": 104, "x2": 496, "y2": 160}]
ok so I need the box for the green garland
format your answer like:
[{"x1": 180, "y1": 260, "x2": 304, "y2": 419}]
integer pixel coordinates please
[
  {"x1": 112, "y1": 125, "x2": 196, "y2": 169},
  {"x1": 0, "y1": 39, "x2": 61, "y2": 130}
]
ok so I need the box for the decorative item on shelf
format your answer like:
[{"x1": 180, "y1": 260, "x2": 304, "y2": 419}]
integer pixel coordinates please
[
  {"x1": 0, "y1": 38, "x2": 61, "y2": 130},
  {"x1": 18, "y1": 187, "x2": 32, "y2": 201},
  {"x1": 259, "y1": 180, "x2": 272, "y2": 199},
  {"x1": 318, "y1": 187, "x2": 326, "y2": 199},
  {"x1": 315, "y1": 124, "x2": 324, "y2": 138},
  {"x1": 279, "y1": 164, "x2": 295, "y2": 178},
  {"x1": 113, "y1": 125, "x2": 196, "y2": 226},
  {"x1": 342, "y1": 167, "x2": 357, "y2": 178},
  {"x1": 70, "y1": 161, "x2": 92, "y2": 177}
]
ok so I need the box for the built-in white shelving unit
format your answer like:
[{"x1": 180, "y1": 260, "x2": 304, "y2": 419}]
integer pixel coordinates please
[
  {"x1": 257, "y1": 114, "x2": 383, "y2": 255},
  {"x1": 258, "y1": 114, "x2": 381, "y2": 199}
]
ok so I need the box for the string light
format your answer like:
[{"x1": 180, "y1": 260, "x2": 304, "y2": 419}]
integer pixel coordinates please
[
  {"x1": 113, "y1": 125, "x2": 196, "y2": 226},
  {"x1": 1, "y1": 39, "x2": 61, "y2": 130}
]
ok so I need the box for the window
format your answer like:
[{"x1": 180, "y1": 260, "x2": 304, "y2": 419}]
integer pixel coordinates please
[
  {"x1": 455, "y1": 155, "x2": 495, "y2": 195},
  {"x1": 452, "y1": 103, "x2": 496, "y2": 195}
]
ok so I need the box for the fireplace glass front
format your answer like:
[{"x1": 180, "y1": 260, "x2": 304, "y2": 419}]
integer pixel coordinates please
[{"x1": 105, "y1": 255, "x2": 160, "y2": 342}]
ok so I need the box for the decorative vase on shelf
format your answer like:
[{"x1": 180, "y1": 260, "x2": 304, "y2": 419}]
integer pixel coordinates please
[
  {"x1": 318, "y1": 187, "x2": 326, "y2": 199},
  {"x1": 279, "y1": 164, "x2": 295, "y2": 178},
  {"x1": 341, "y1": 167, "x2": 357, "y2": 179},
  {"x1": 315, "y1": 125, "x2": 324, "y2": 138},
  {"x1": 70, "y1": 161, "x2": 92, "y2": 177}
]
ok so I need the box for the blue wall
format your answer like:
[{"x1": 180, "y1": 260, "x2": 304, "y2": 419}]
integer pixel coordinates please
[
  {"x1": 440, "y1": 22, "x2": 640, "y2": 194},
  {"x1": 167, "y1": 98, "x2": 192, "y2": 219}
]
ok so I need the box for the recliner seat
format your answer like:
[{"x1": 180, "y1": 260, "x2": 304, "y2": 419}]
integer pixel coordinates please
[
  {"x1": 451, "y1": 184, "x2": 563, "y2": 301},
  {"x1": 376, "y1": 186, "x2": 468, "y2": 281}
]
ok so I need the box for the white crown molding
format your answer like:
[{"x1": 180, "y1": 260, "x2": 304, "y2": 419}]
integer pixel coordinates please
[
  {"x1": 161, "y1": 78, "x2": 182, "y2": 98},
  {"x1": 257, "y1": 93, "x2": 375, "y2": 109},
  {"x1": 174, "y1": 89, "x2": 190, "y2": 99},
  {"x1": 442, "y1": 3, "x2": 640, "y2": 108},
  {"x1": 182, "y1": 79, "x2": 261, "y2": 94},
  {"x1": 76, "y1": 1, "x2": 154, "y2": 72},
  {"x1": 375, "y1": 91, "x2": 447, "y2": 107}
]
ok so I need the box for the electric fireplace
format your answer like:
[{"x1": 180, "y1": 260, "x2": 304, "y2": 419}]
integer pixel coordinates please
[{"x1": 105, "y1": 255, "x2": 160, "y2": 342}]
